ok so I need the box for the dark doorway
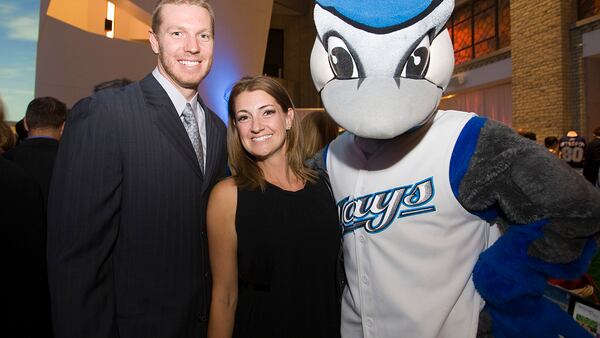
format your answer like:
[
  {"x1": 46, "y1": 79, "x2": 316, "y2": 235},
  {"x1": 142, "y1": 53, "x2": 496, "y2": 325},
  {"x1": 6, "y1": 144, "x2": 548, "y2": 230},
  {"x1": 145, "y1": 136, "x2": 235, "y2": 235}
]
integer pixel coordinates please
[{"x1": 263, "y1": 29, "x2": 284, "y2": 78}]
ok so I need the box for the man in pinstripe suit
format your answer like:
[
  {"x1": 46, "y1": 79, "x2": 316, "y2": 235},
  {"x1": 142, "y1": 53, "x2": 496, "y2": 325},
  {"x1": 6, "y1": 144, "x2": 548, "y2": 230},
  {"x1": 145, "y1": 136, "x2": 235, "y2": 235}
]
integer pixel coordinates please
[{"x1": 47, "y1": 1, "x2": 227, "y2": 337}]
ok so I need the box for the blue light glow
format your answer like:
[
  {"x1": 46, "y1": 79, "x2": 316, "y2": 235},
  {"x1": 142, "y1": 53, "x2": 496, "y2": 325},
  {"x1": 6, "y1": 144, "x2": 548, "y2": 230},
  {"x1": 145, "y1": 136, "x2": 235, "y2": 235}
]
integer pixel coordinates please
[{"x1": 199, "y1": 54, "x2": 243, "y2": 125}]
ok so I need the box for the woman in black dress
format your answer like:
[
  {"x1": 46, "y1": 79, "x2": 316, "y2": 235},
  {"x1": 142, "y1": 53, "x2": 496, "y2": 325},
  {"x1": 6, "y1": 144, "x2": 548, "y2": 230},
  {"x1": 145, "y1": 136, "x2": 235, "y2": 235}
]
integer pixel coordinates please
[{"x1": 207, "y1": 76, "x2": 341, "y2": 338}]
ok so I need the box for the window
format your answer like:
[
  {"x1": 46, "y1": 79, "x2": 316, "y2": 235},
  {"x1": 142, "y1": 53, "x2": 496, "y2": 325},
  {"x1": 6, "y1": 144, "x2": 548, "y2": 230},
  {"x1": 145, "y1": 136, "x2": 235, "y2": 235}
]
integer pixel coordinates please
[
  {"x1": 447, "y1": 0, "x2": 510, "y2": 65},
  {"x1": 578, "y1": 0, "x2": 600, "y2": 20}
]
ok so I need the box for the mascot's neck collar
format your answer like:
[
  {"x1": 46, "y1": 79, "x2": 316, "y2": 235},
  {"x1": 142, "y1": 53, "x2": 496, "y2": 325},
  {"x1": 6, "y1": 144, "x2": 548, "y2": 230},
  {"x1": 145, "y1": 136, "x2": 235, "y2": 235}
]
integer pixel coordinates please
[{"x1": 353, "y1": 116, "x2": 435, "y2": 159}]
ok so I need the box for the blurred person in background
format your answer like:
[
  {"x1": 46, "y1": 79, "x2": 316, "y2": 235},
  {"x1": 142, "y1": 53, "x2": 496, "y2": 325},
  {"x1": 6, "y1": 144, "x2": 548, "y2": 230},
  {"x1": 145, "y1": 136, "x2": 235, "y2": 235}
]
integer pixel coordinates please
[
  {"x1": 4, "y1": 97, "x2": 67, "y2": 205},
  {"x1": 1, "y1": 95, "x2": 50, "y2": 337},
  {"x1": 14, "y1": 118, "x2": 29, "y2": 144},
  {"x1": 93, "y1": 78, "x2": 133, "y2": 92},
  {"x1": 517, "y1": 128, "x2": 537, "y2": 141},
  {"x1": 3, "y1": 98, "x2": 67, "y2": 337},
  {"x1": 584, "y1": 127, "x2": 600, "y2": 186},
  {"x1": 300, "y1": 111, "x2": 339, "y2": 159},
  {"x1": 0, "y1": 96, "x2": 16, "y2": 154},
  {"x1": 1, "y1": 156, "x2": 47, "y2": 338},
  {"x1": 544, "y1": 136, "x2": 560, "y2": 157},
  {"x1": 559, "y1": 130, "x2": 586, "y2": 173}
]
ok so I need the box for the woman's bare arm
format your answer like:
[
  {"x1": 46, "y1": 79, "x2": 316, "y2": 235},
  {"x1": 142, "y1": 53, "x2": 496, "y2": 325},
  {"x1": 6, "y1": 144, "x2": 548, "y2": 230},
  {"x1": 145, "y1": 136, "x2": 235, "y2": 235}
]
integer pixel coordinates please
[{"x1": 207, "y1": 178, "x2": 238, "y2": 338}]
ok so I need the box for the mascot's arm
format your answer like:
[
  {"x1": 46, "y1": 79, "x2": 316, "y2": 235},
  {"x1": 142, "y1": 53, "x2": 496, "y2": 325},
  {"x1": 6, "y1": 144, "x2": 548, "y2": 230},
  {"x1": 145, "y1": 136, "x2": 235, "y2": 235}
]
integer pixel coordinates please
[
  {"x1": 450, "y1": 117, "x2": 600, "y2": 338},
  {"x1": 308, "y1": 145, "x2": 346, "y2": 299}
]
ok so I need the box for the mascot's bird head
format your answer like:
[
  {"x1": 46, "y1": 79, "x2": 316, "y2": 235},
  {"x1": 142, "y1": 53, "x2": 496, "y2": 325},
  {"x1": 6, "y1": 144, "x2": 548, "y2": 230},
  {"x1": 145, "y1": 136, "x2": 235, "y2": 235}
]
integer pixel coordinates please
[{"x1": 310, "y1": 0, "x2": 455, "y2": 139}]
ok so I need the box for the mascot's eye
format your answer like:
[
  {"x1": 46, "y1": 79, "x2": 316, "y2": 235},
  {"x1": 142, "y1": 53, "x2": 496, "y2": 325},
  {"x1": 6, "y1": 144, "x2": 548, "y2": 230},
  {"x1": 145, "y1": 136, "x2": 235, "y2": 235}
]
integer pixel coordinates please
[
  {"x1": 400, "y1": 36, "x2": 431, "y2": 79},
  {"x1": 327, "y1": 36, "x2": 358, "y2": 79}
]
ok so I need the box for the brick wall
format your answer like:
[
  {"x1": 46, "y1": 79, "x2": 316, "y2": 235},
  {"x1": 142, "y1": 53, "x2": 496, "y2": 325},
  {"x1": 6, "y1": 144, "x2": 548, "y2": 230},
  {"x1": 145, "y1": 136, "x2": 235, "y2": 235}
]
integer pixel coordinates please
[
  {"x1": 511, "y1": 0, "x2": 575, "y2": 141},
  {"x1": 570, "y1": 18, "x2": 600, "y2": 140}
]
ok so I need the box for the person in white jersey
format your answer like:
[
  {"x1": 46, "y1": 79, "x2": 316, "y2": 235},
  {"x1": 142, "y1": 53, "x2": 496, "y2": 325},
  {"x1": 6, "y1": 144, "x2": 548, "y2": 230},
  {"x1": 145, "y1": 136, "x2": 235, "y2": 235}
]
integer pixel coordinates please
[{"x1": 308, "y1": 0, "x2": 600, "y2": 337}]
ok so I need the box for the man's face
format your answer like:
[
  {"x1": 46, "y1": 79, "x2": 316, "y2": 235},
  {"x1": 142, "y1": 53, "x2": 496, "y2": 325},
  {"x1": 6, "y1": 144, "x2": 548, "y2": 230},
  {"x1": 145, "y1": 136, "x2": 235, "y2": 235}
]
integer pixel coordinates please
[{"x1": 149, "y1": 4, "x2": 214, "y2": 94}]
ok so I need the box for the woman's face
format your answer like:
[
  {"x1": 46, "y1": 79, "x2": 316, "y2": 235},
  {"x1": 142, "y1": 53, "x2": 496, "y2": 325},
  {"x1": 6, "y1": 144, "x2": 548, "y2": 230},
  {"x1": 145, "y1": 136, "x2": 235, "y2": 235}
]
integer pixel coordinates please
[{"x1": 233, "y1": 90, "x2": 293, "y2": 161}]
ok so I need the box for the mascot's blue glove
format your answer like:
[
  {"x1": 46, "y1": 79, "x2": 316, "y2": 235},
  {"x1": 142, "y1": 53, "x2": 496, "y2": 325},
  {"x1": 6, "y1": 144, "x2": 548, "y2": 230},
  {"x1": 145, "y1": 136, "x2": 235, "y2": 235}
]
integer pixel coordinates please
[{"x1": 473, "y1": 220, "x2": 596, "y2": 338}]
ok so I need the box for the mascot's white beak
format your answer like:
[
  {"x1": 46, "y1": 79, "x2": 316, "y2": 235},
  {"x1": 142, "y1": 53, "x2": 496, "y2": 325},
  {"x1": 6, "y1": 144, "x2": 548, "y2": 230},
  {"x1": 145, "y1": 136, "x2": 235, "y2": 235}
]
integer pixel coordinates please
[{"x1": 310, "y1": 0, "x2": 455, "y2": 139}]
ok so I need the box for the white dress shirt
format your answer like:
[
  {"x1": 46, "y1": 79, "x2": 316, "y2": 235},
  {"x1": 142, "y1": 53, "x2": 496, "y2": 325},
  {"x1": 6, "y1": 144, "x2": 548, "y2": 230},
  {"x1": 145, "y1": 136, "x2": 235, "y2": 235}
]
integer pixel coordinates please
[{"x1": 152, "y1": 67, "x2": 207, "y2": 170}]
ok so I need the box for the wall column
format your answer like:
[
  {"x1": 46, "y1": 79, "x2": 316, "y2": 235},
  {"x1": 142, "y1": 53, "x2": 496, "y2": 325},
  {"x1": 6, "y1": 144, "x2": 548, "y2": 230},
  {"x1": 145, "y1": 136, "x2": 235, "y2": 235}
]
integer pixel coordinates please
[{"x1": 511, "y1": 0, "x2": 575, "y2": 140}]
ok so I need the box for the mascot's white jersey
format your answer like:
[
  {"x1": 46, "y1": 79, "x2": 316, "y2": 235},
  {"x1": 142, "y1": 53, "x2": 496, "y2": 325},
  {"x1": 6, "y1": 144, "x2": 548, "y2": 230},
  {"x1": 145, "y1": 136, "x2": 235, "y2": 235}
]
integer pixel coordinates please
[{"x1": 327, "y1": 110, "x2": 495, "y2": 338}]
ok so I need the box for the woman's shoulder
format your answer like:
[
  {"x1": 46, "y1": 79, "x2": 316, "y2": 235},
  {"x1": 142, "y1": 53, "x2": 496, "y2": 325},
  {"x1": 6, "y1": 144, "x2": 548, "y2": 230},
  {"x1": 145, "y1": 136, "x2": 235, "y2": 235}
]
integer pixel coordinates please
[
  {"x1": 207, "y1": 178, "x2": 238, "y2": 229},
  {"x1": 209, "y1": 177, "x2": 238, "y2": 204},
  {"x1": 215, "y1": 176, "x2": 237, "y2": 190}
]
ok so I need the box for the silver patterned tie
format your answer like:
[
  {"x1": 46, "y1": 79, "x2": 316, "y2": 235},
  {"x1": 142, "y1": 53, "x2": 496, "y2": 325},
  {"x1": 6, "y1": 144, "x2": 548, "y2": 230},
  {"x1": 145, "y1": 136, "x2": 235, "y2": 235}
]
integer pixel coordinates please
[{"x1": 181, "y1": 103, "x2": 204, "y2": 173}]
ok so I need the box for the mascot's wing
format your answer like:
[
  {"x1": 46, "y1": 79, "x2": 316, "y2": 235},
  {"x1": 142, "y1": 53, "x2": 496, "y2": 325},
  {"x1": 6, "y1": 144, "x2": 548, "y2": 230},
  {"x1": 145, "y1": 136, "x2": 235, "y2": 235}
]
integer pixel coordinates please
[{"x1": 450, "y1": 116, "x2": 600, "y2": 338}]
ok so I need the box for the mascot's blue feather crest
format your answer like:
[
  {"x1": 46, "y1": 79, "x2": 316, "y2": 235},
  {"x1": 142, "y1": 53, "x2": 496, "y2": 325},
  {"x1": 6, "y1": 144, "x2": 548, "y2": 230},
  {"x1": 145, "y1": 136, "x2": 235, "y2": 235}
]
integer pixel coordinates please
[{"x1": 316, "y1": 0, "x2": 438, "y2": 28}]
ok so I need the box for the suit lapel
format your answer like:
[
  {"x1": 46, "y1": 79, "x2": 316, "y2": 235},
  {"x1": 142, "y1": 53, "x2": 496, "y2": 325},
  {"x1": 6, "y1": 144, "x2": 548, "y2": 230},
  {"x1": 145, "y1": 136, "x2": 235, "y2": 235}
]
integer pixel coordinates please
[
  {"x1": 200, "y1": 100, "x2": 224, "y2": 192},
  {"x1": 140, "y1": 74, "x2": 203, "y2": 179}
]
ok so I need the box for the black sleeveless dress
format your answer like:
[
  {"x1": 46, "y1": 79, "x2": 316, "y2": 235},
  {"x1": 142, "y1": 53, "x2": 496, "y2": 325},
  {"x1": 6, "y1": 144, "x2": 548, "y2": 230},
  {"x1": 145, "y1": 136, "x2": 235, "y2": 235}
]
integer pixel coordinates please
[{"x1": 233, "y1": 176, "x2": 341, "y2": 338}]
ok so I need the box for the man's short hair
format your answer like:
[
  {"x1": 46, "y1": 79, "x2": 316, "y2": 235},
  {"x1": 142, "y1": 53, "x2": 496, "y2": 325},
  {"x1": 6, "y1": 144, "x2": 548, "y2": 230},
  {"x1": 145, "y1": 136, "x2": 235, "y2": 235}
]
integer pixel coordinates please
[
  {"x1": 544, "y1": 136, "x2": 558, "y2": 148},
  {"x1": 518, "y1": 130, "x2": 537, "y2": 141},
  {"x1": 15, "y1": 119, "x2": 28, "y2": 141},
  {"x1": 25, "y1": 97, "x2": 67, "y2": 130},
  {"x1": 151, "y1": 0, "x2": 215, "y2": 34},
  {"x1": 93, "y1": 78, "x2": 133, "y2": 93}
]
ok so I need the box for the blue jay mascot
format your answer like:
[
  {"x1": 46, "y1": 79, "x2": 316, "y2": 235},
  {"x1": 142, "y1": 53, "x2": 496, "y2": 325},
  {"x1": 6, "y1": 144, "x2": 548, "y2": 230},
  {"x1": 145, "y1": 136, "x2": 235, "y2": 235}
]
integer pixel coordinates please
[{"x1": 309, "y1": 0, "x2": 600, "y2": 337}]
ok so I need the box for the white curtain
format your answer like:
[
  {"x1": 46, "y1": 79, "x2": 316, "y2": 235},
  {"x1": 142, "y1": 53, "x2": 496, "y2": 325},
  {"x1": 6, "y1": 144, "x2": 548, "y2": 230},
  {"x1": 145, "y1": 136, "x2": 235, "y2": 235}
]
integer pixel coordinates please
[{"x1": 439, "y1": 83, "x2": 512, "y2": 126}]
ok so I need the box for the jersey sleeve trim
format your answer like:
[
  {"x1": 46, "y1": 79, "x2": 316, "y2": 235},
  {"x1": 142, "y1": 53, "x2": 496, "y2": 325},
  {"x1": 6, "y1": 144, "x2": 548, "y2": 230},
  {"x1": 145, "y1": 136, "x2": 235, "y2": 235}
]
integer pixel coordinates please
[{"x1": 449, "y1": 116, "x2": 499, "y2": 221}]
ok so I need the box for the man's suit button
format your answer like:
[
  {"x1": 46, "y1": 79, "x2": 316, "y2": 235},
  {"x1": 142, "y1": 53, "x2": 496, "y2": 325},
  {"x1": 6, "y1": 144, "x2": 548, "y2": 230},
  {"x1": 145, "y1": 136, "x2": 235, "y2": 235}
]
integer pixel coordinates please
[
  {"x1": 201, "y1": 231, "x2": 205, "y2": 237},
  {"x1": 204, "y1": 271, "x2": 209, "y2": 278},
  {"x1": 198, "y1": 313, "x2": 207, "y2": 322}
]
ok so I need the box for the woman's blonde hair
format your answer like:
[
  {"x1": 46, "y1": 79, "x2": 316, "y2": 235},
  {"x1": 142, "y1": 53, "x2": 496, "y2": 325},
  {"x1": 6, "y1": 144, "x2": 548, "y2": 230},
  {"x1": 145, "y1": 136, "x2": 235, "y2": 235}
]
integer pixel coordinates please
[
  {"x1": 227, "y1": 76, "x2": 315, "y2": 190},
  {"x1": 0, "y1": 97, "x2": 16, "y2": 153},
  {"x1": 300, "y1": 111, "x2": 339, "y2": 159}
]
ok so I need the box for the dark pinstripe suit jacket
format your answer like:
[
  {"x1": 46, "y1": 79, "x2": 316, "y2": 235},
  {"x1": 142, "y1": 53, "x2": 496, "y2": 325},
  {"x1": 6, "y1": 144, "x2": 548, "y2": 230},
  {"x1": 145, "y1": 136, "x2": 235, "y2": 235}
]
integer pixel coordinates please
[{"x1": 47, "y1": 74, "x2": 227, "y2": 338}]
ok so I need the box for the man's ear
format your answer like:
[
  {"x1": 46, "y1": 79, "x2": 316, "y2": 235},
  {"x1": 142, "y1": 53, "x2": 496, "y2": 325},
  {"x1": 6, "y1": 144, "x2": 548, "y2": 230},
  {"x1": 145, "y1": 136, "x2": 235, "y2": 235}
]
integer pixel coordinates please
[
  {"x1": 149, "y1": 30, "x2": 160, "y2": 54},
  {"x1": 23, "y1": 118, "x2": 30, "y2": 132},
  {"x1": 59, "y1": 122, "x2": 65, "y2": 137}
]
